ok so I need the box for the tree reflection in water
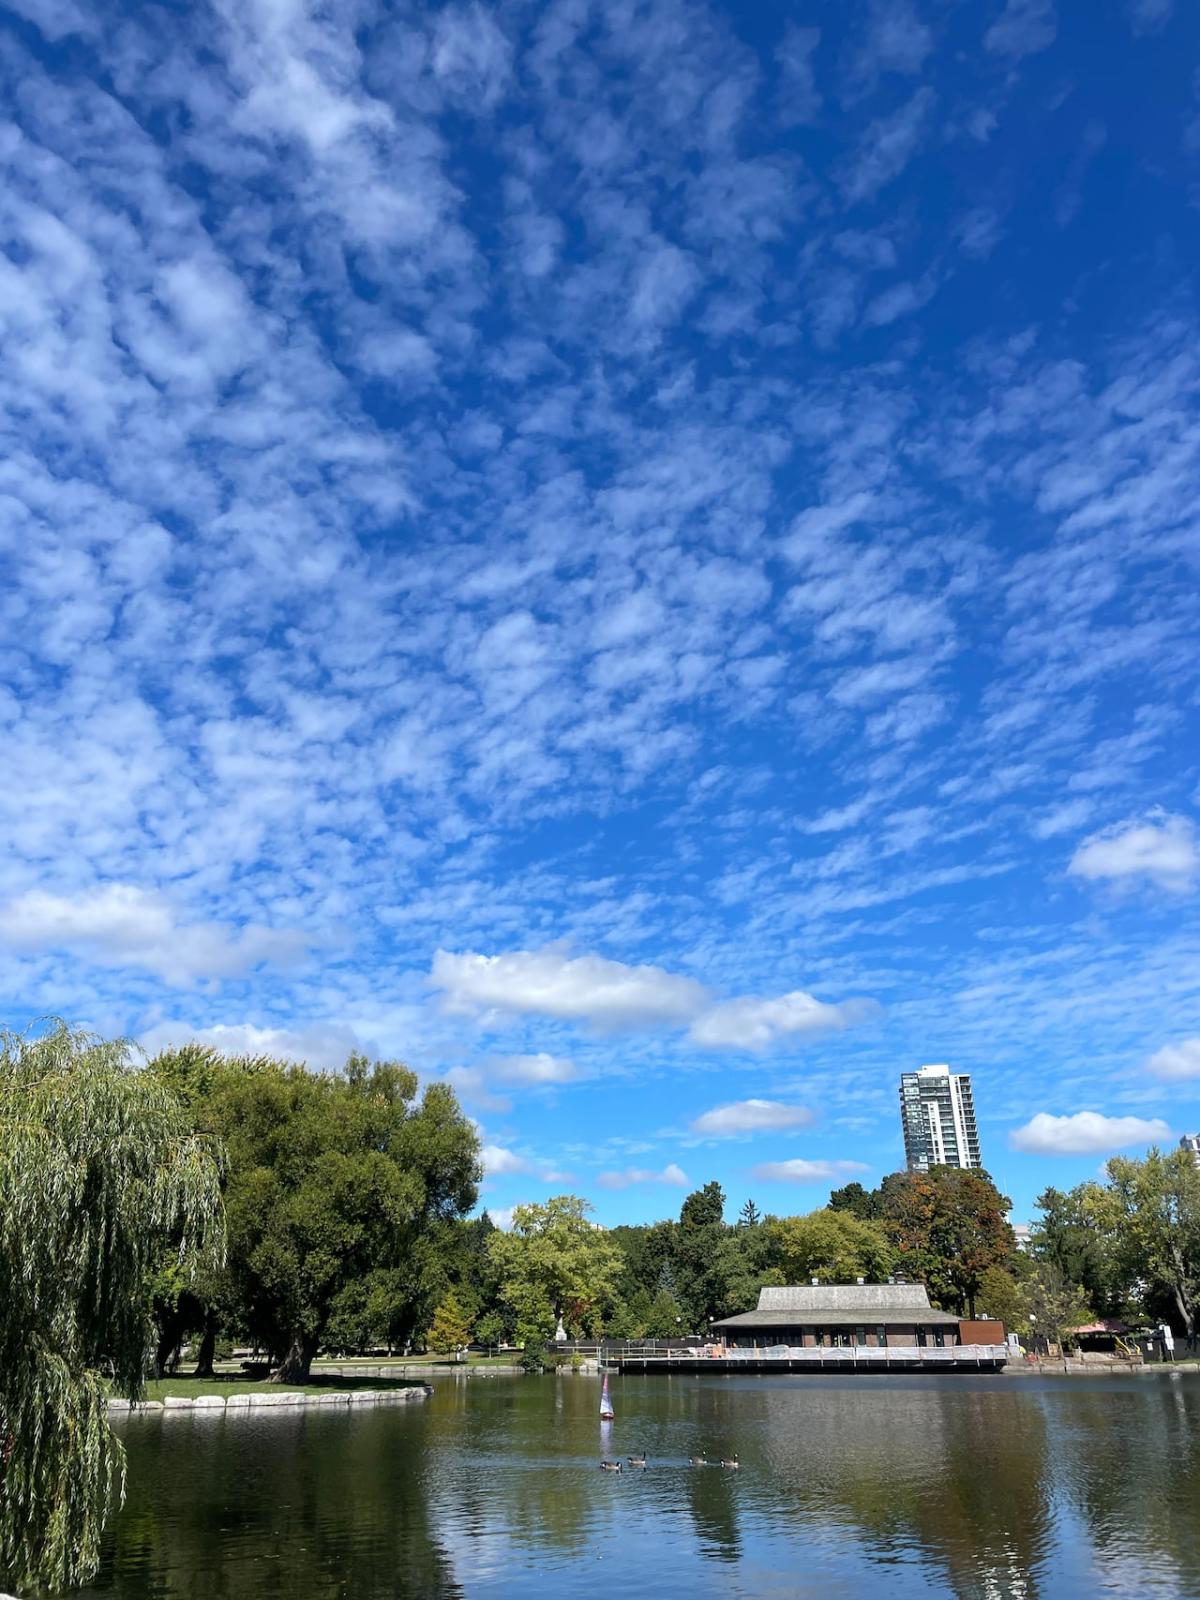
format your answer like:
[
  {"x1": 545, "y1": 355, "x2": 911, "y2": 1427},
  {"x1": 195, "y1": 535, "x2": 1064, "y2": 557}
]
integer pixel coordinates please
[
  {"x1": 77, "y1": 1373, "x2": 1200, "y2": 1600},
  {"x1": 683, "y1": 1376, "x2": 1052, "y2": 1599},
  {"x1": 1049, "y1": 1377, "x2": 1200, "y2": 1588},
  {"x1": 85, "y1": 1405, "x2": 461, "y2": 1599}
]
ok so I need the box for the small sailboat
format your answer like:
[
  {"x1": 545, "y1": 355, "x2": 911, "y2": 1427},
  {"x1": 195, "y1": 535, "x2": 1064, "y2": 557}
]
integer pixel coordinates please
[{"x1": 599, "y1": 1373, "x2": 615, "y2": 1420}]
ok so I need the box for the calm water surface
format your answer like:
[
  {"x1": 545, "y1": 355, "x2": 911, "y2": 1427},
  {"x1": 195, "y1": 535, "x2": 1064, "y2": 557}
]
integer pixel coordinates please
[{"x1": 83, "y1": 1372, "x2": 1200, "y2": 1599}]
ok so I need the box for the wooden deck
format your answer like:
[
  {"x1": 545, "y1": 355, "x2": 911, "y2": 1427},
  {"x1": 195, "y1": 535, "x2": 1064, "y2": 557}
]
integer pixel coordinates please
[{"x1": 615, "y1": 1344, "x2": 1009, "y2": 1375}]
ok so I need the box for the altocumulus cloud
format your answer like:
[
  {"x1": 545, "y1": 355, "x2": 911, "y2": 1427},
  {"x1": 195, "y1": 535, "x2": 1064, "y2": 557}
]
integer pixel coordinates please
[
  {"x1": 1, "y1": 0, "x2": 1199, "y2": 1227},
  {"x1": 431, "y1": 947, "x2": 870, "y2": 1050},
  {"x1": 750, "y1": 1159, "x2": 870, "y2": 1184},
  {"x1": 689, "y1": 993, "x2": 873, "y2": 1051},
  {"x1": 1068, "y1": 813, "x2": 1198, "y2": 893},
  {"x1": 431, "y1": 948, "x2": 705, "y2": 1027},
  {"x1": 1145, "y1": 1039, "x2": 1200, "y2": 1081},
  {"x1": 690, "y1": 1099, "x2": 815, "y2": 1137},
  {"x1": 0, "y1": 885, "x2": 307, "y2": 987},
  {"x1": 1009, "y1": 1111, "x2": 1172, "y2": 1155},
  {"x1": 494, "y1": 1052, "x2": 579, "y2": 1085},
  {"x1": 442, "y1": 1066, "x2": 512, "y2": 1114},
  {"x1": 140, "y1": 1019, "x2": 360, "y2": 1071},
  {"x1": 598, "y1": 1164, "x2": 690, "y2": 1190}
]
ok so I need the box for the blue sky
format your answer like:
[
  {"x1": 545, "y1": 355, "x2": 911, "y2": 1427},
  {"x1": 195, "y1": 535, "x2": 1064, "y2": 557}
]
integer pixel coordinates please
[{"x1": 2, "y1": 0, "x2": 1199, "y2": 1231}]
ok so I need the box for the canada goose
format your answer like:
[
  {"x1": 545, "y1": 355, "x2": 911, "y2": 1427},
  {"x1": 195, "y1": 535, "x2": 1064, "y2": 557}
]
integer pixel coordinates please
[
  {"x1": 600, "y1": 1459, "x2": 622, "y2": 1472},
  {"x1": 720, "y1": 1455, "x2": 740, "y2": 1469},
  {"x1": 627, "y1": 1453, "x2": 647, "y2": 1468},
  {"x1": 689, "y1": 1455, "x2": 709, "y2": 1467}
]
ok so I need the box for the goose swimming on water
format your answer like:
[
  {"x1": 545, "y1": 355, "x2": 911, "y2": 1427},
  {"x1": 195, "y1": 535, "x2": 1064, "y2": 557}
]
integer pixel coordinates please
[
  {"x1": 627, "y1": 1453, "x2": 647, "y2": 1468},
  {"x1": 600, "y1": 1459, "x2": 622, "y2": 1472}
]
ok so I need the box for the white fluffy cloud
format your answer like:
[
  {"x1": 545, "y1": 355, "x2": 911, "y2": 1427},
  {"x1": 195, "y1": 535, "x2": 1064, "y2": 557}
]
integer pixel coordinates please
[
  {"x1": 483, "y1": 1204, "x2": 520, "y2": 1231},
  {"x1": 432, "y1": 947, "x2": 868, "y2": 1052},
  {"x1": 689, "y1": 992, "x2": 868, "y2": 1051},
  {"x1": 750, "y1": 1158, "x2": 870, "y2": 1183},
  {"x1": 0, "y1": 884, "x2": 306, "y2": 986},
  {"x1": 494, "y1": 1052, "x2": 579, "y2": 1085},
  {"x1": 1068, "y1": 813, "x2": 1198, "y2": 893},
  {"x1": 442, "y1": 1053, "x2": 576, "y2": 1110},
  {"x1": 431, "y1": 947, "x2": 706, "y2": 1028},
  {"x1": 597, "y1": 1163, "x2": 690, "y2": 1190},
  {"x1": 481, "y1": 1143, "x2": 531, "y2": 1176},
  {"x1": 1145, "y1": 1039, "x2": 1200, "y2": 1081},
  {"x1": 140, "y1": 1018, "x2": 359, "y2": 1071},
  {"x1": 1009, "y1": 1111, "x2": 1171, "y2": 1155},
  {"x1": 689, "y1": 1099, "x2": 815, "y2": 1137}
]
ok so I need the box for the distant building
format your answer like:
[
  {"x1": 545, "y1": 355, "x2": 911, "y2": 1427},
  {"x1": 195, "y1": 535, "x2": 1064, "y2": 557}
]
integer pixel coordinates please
[
  {"x1": 1181, "y1": 1134, "x2": 1200, "y2": 1168},
  {"x1": 900, "y1": 1064, "x2": 982, "y2": 1172},
  {"x1": 1012, "y1": 1223, "x2": 1033, "y2": 1252},
  {"x1": 706, "y1": 1283, "x2": 1006, "y2": 1368}
]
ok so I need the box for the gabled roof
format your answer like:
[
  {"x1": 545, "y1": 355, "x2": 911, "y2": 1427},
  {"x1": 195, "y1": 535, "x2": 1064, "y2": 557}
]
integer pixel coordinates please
[
  {"x1": 711, "y1": 1282, "x2": 962, "y2": 1330},
  {"x1": 756, "y1": 1284, "x2": 936, "y2": 1314}
]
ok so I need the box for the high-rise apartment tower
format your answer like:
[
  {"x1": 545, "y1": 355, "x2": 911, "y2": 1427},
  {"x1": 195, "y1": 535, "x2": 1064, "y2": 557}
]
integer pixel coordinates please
[{"x1": 900, "y1": 1064, "x2": 982, "y2": 1172}]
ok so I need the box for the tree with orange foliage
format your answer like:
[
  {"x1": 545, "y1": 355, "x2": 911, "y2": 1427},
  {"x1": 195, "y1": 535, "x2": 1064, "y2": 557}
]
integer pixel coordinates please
[{"x1": 880, "y1": 1166, "x2": 1015, "y2": 1317}]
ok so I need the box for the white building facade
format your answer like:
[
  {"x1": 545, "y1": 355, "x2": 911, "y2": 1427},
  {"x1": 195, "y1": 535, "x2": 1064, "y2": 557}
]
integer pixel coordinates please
[{"x1": 900, "y1": 1064, "x2": 983, "y2": 1172}]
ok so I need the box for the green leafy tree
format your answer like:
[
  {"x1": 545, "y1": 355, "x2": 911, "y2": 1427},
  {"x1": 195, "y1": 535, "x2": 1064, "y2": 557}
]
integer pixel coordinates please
[
  {"x1": 1030, "y1": 1183, "x2": 1129, "y2": 1316},
  {"x1": 427, "y1": 1291, "x2": 472, "y2": 1354},
  {"x1": 680, "y1": 1180, "x2": 725, "y2": 1230},
  {"x1": 151, "y1": 1046, "x2": 480, "y2": 1380},
  {"x1": 645, "y1": 1287, "x2": 685, "y2": 1338},
  {"x1": 1, "y1": 1024, "x2": 223, "y2": 1592},
  {"x1": 769, "y1": 1208, "x2": 895, "y2": 1284},
  {"x1": 1105, "y1": 1148, "x2": 1200, "y2": 1344},
  {"x1": 710, "y1": 1218, "x2": 781, "y2": 1316},
  {"x1": 674, "y1": 1182, "x2": 729, "y2": 1332},
  {"x1": 881, "y1": 1167, "x2": 1014, "y2": 1316},
  {"x1": 611, "y1": 1218, "x2": 678, "y2": 1301},
  {"x1": 976, "y1": 1264, "x2": 1029, "y2": 1335},
  {"x1": 1024, "y1": 1260, "x2": 1093, "y2": 1350},
  {"x1": 488, "y1": 1196, "x2": 623, "y2": 1344},
  {"x1": 474, "y1": 1310, "x2": 508, "y2": 1350},
  {"x1": 828, "y1": 1181, "x2": 883, "y2": 1221},
  {"x1": 604, "y1": 1286, "x2": 655, "y2": 1339}
]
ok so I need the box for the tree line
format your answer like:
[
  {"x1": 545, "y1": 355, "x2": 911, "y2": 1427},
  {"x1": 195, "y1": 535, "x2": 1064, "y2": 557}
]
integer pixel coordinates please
[
  {"x1": 439, "y1": 1165, "x2": 1020, "y2": 1364},
  {"x1": 1022, "y1": 1149, "x2": 1200, "y2": 1348}
]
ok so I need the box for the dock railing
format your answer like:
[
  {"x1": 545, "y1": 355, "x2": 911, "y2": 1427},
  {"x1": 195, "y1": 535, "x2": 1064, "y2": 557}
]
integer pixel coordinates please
[{"x1": 613, "y1": 1343, "x2": 1009, "y2": 1367}]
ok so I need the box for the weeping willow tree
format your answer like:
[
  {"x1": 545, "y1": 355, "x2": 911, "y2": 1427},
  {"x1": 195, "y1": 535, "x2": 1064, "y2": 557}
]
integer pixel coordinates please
[{"x1": 0, "y1": 1023, "x2": 224, "y2": 1593}]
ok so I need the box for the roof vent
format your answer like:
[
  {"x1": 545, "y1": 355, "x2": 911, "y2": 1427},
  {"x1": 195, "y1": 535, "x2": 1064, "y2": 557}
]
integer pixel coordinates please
[
  {"x1": 856, "y1": 1276, "x2": 864, "y2": 1285},
  {"x1": 810, "y1": 1276, "x2": 819, "y2": 1286}
]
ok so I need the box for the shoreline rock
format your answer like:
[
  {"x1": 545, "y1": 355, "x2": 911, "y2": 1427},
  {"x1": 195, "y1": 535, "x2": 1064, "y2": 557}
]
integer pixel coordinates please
[{"x1": 108, "y1": 1385, "x2": 433, "y2": 1414}]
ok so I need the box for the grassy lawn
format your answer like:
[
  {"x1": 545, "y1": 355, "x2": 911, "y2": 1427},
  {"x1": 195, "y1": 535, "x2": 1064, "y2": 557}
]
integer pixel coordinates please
[
  {"x1": 309, "y1": 1353, "x2": 520, "y2": 1368},
  {"x1": 139, "y1": 1373, "x2": 428, "y2": 1400}
]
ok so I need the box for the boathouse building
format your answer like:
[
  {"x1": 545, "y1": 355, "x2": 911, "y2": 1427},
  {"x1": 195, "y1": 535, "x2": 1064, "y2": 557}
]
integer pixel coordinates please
[{"x1": 710, "y1": 1283, "x2": 1001, "y2": 1353}]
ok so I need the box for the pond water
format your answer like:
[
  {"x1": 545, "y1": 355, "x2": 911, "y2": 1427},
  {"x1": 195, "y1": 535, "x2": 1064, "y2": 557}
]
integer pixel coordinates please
[{"x1": 82, "y1": 1371, "x2": 1200, "y2": 1599}]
